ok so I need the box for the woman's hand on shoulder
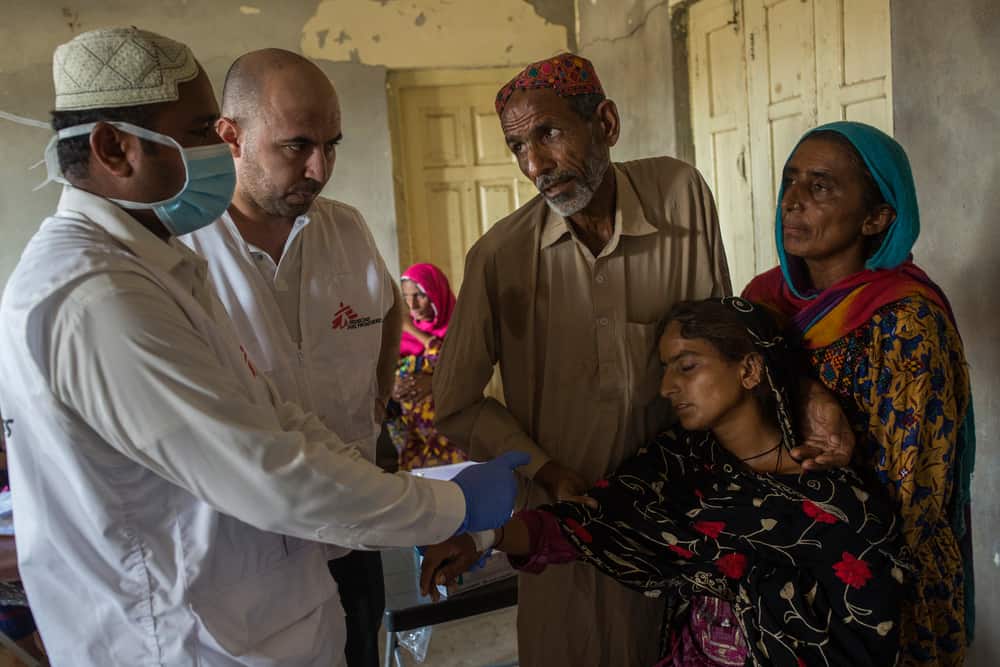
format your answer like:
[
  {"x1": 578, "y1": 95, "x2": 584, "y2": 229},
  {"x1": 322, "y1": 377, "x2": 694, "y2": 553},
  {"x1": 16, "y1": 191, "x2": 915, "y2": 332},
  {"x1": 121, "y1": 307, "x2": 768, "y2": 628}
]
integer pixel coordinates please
[{"x1": 795, "y1": 379, "x2": 856, "y2": 470}]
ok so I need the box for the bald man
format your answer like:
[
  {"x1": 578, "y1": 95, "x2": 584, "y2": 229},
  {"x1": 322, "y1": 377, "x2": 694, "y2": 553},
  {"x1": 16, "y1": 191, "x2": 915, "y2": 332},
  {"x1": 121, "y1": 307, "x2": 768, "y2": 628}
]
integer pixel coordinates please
[{"x1": 183, "y1": 50, "x2": 399, "y2": 667}]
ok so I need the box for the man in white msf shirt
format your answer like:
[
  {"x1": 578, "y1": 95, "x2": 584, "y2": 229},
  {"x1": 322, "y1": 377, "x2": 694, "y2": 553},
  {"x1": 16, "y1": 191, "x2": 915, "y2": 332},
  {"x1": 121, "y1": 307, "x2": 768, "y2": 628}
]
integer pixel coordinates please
[
  {"x1": 184, "y1": 49, "x2": 401, "y2": 667},
  {"x1": 0, "y1": 28, "x2": 525, "y2": 667}
]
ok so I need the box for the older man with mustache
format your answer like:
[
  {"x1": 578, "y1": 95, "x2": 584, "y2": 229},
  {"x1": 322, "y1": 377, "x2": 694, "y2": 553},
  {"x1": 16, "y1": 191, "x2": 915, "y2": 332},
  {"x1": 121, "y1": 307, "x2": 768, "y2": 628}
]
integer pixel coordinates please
[{"x1": 431, "y1": 53, "x2": 731, "y2": 666}]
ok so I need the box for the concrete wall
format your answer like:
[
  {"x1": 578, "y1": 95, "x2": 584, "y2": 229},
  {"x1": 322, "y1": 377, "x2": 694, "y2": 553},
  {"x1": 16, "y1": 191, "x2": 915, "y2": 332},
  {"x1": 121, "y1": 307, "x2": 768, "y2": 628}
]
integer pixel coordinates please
[
  {"x1": 891, "y1": 0, "x2": 1000, "y2": 663},
  {"x1": 0, "y1": 0, "x2": 397, "y2": 278},
  {"x1": 577, "y1": 0, "x2": 690, "y2": 163},
  {"x1": 302, "y1": 0, "x2": 569, "y2": 67},
  {"x1": 0, "y1": 0, "x2": 572, "y2": 285}
]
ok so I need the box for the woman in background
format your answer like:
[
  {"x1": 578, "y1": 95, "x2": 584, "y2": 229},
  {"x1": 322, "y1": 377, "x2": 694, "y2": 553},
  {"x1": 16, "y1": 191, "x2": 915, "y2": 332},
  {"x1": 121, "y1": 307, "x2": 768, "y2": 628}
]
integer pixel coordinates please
[{"x1": 387, "y1": 263, "x2": 468, "y2": 470}]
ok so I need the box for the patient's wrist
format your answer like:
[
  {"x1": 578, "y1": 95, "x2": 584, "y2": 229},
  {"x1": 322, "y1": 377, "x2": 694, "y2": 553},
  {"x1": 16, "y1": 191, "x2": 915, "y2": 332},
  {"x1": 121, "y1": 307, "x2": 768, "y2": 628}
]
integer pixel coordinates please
[{"x1": 469, "y1": 529, "x2": 496, "y2": 553}]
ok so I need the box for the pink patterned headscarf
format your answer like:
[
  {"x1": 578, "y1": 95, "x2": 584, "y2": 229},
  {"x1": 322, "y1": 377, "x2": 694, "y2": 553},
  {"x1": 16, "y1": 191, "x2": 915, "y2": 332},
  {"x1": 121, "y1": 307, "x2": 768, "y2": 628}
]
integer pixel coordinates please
[{"x1": 399, "y1": 263, "x2": 456, "y2": 357}]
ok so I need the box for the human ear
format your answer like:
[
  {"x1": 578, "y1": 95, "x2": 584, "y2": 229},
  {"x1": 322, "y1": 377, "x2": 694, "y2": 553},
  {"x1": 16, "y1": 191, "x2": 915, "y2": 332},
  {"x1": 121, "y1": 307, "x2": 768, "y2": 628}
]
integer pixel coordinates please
[
  {"x1": 595, "y1": 99, "x2": 621, "y2": 148},
  {"x1": 89, "y1": 122, "x2": 134, "y2": 178},
  {"x1": 862, "y1": 204, "x2": 896, "y2": 237},
  {"x1": 740, "y1": 353, "x2": 764, "y2": 390},
  {"x1": 215, "y1": 117, "x2": 243, "y2": 158}
]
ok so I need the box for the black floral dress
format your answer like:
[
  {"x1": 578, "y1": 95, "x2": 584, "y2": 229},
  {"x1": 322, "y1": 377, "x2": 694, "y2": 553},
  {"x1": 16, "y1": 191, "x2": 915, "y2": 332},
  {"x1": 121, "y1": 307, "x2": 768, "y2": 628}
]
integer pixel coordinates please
[{"x1": 539, "y1": 429, "x2": 910, "y2": 667}]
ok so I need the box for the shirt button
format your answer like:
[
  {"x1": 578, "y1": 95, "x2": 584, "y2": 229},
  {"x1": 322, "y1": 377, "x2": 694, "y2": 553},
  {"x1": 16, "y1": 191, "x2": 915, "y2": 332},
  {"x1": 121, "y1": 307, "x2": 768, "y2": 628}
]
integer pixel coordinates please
[
  {"x1": 595, "y1": 274, "x2": 606, "y2": 284},
  {"x1": 598, "y1": 317, "x2": 609, "y2": 326}
]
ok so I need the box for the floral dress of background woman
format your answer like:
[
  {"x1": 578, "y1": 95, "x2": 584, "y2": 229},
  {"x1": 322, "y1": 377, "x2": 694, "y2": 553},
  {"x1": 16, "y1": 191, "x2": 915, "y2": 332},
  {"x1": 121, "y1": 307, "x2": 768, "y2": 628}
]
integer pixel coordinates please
[
  {"x1": 744, "y1": 122, "x2": 975, "y2": 667},
  {"x1": 387, "y1": 263, "x2": 469, "y2": 471}
]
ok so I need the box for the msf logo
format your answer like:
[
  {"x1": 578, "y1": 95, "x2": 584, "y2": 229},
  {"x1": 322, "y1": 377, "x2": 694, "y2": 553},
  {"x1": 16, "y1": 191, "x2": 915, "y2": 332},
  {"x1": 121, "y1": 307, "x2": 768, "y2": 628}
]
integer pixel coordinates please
[
  {"x1": 331, "y1": 302, "x2": 360, "y2": 329},
  {"x1": 332, "y1": 302, "x2": 382, "y2": 331}
]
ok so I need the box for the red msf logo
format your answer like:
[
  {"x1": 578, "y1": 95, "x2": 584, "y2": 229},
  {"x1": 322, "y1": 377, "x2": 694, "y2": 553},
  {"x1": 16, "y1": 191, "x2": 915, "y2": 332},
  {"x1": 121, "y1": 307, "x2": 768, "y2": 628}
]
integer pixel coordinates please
[
  {"x1": 239, "y1": 344, "x2": 258, "y2": 378},
  {"x1": 331, "y1": 302, "x2": 360, "y2": 330}
]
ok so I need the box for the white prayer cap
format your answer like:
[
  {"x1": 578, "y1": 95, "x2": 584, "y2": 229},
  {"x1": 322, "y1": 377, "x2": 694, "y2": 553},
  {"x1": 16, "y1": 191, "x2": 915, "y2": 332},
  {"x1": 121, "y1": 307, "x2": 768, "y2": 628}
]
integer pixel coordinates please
[{"x1": 53, "y1": 27, "x2": 199, "y2": 111}]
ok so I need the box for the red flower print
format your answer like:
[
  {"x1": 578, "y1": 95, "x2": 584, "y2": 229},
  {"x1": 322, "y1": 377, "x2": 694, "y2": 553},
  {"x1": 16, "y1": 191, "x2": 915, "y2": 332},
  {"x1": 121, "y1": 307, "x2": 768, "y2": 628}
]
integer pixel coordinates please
[
  {"x1": 593, "y1": 479, "x2": 609, "y2": 488},
  {"x1": 563, "y1": 518, "x2": 593, "y2": 544},
  {"x1": 833, "y1": 552, "x2": 873, "y2": 589},
  {"x1": 669, "y1": 545, "x2": 694, "y2": 558},
  {"x1": 715, "y1": 552, "x2": 748, "y2": 579},
  {"x1": 797, "y1": 658, "x2": 807, "y2": 667},
  {"x1": 802, "y1": 500, "x2": 838, "y2": 524},
  {"x1": 693, "y1": 520, "x2": 726, "y2": 539},
  {"x1": 694, "y1": 489, "x2": 704, "y2": 499}
]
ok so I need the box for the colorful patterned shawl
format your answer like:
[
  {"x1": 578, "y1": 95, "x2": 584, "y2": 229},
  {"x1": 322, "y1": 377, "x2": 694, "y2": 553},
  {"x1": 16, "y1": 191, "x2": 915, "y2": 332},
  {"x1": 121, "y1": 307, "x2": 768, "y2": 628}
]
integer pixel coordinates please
[{"x1": 743, "y1": 261, "x2": 952, "y2": 350}]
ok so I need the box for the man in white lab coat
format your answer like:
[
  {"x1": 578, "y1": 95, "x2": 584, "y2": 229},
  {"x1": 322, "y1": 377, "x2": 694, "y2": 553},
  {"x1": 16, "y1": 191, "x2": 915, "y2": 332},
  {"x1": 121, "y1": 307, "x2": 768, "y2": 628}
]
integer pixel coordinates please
[
  {"x1": 0, "y1": 27, "x2": 525, "y2": 667},
  {"x1": 183, "y1": 49, "x2": 401, "y2": 667}
]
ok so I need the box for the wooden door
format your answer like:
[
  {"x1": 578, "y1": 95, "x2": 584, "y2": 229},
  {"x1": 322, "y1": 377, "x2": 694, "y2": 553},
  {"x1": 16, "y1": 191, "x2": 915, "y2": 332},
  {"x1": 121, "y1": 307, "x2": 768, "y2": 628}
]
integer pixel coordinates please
[
  {"x1": 688, "y1": 0, "x2": 893, "y2": 289},
  {"x1": 689, "y1": 0, "x2": 756, "y2": 293},
  {"x1": 744, "y1": 0, "x2": 820, "y2": 278},
  {"x1": 389, "y1": 68, "x2": 533, "y2": 289},
  {"x1": 814, "y1": 0, "x2": 894, "y2": 131}
]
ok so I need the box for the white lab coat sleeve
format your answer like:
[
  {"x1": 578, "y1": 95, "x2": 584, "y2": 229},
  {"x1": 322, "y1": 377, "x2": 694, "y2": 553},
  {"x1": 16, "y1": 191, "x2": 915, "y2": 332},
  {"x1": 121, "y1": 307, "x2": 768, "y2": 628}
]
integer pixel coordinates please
[{"x1": 47, "y1": 273, "x2": 466, "y2": 549}]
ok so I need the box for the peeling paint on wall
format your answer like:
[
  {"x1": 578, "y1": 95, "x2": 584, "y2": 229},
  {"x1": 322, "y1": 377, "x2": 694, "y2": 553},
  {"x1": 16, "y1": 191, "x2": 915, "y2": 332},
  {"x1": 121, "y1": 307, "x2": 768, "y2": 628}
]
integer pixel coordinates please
[{"x1": 301, "y1": 0, "x2": 569, "y2": 68}]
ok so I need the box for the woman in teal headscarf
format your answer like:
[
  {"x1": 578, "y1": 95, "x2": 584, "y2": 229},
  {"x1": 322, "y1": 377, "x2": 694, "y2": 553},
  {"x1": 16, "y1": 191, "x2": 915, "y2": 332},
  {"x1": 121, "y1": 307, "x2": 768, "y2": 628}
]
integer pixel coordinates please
[{"x1": 744, "y1": 121, "x2": 975, "y2": 666}]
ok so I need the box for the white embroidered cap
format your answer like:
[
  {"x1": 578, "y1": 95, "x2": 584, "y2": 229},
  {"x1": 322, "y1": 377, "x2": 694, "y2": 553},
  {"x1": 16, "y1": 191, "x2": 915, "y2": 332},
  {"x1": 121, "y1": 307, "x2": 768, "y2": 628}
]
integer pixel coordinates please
[{"x1": 53, "y1": 27, "x2": 199, "y2": 111}]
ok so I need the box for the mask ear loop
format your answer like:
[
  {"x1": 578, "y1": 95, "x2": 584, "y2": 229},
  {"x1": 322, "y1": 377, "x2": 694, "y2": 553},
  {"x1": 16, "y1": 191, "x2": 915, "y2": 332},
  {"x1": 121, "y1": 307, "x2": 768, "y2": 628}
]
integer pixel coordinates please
[
  {"x1": 34, "y1": 136, "x2": 69, "y2": 191},
  {"x1": 32, "y1": 121, "x2": 194, "y2": 202},
  {"x1": 33, "y1": 125, "x2": 95, "y2": 191},
  {"x1": 105, "y1": 122, "x2": 193, "y2": 211}
]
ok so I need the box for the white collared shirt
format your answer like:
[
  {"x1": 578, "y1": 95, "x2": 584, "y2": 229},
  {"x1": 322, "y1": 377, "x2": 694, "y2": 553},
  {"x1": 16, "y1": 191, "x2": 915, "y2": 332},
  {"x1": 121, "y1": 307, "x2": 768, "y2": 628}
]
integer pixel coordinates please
[
  {"x1": 0, "y1": 187, "x2": 464, "y2": 666},
  {"x1": 244, "y1": 215, "x2": 307, "y2": 342},
  {"x1": 185, "y1": 202, "x2": 394, "y2": 462}
]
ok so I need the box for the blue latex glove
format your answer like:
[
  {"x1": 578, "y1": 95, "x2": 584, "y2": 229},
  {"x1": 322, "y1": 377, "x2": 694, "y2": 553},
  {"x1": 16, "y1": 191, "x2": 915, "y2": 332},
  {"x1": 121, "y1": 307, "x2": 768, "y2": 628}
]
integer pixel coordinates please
[{"x1": 452, "y1": 451, "x2": 529, "y2": 534}]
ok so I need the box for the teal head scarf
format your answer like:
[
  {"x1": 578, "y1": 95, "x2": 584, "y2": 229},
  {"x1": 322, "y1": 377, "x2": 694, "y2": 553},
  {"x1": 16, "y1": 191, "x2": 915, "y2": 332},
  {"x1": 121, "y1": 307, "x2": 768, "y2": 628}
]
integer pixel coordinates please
[{"x1": 775, "y1": 121, "x2": 920, "y2": 299}]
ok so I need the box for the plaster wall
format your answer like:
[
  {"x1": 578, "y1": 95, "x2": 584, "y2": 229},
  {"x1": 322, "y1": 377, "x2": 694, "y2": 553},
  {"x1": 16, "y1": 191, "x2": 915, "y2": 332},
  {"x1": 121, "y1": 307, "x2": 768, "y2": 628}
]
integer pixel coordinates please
[
  {"x1": 890, "y1": 0, "x2": 1000, "y2": 663},
  {"x1": 0, "y1": 0, "x2": 573, "y2": 285},
  {"x1": 302, "y1": 0, "x2": 570, "y2": 68},
  {"x1": 0, "y1": 0, "x2": 400, "y2": 280},
  {"x1": 577, "y1": 0, "x2": 688, "y2": 163}
]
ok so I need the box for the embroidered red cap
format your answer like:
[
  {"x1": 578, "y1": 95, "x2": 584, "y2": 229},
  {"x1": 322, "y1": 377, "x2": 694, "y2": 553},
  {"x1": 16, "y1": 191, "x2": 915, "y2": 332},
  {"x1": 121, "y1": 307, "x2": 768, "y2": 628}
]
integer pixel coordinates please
[{"x1": 495, "y1": 53, "x2": 604, "y2": 115}]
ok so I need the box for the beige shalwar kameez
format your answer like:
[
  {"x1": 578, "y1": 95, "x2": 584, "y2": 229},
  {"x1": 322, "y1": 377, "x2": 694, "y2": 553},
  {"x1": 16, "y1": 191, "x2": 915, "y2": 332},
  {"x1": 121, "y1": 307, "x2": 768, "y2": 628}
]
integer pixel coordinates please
[{"x1": 434, "y1": 157, "x2": 731, "y2": 667}]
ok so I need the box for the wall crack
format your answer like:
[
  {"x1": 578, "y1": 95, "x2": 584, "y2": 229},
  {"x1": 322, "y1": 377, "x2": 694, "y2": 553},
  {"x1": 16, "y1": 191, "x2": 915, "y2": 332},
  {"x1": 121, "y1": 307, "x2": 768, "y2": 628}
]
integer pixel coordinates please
[{"x1": 578, "y1": 0, "x2": 671, "y2": 50}]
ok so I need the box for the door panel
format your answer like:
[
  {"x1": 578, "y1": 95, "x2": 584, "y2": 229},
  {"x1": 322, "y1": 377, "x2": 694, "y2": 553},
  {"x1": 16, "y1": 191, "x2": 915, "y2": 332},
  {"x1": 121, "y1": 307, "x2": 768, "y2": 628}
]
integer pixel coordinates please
[
  {"x1": 815, "y1": 0, "x2": 893, "y2": 134},
  {"x1": 690, "y1": 0, "x2": 755, "y2": 292},
  {"x1": 477, "y1": 179, "x2": 519, "y2": 235},
  {"x1": 423, "y1": 182, "x2": 470, "y2": 286},
  {"x1": 420, "y1": 107, "x2": 466, "y2": 167},
  {"x1": 745, "y1": 0, "x2": 818, "y2": 279}
]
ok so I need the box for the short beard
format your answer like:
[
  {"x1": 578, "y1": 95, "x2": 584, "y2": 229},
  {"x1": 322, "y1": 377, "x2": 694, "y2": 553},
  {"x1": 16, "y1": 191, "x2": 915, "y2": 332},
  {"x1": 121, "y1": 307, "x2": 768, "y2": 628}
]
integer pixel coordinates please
[
  {"x1": 537, "y1": 147, "x2": 611, "y2": 218},
  {"x1": 240, "y1": 137, "x2": 321, "y2": 218}
]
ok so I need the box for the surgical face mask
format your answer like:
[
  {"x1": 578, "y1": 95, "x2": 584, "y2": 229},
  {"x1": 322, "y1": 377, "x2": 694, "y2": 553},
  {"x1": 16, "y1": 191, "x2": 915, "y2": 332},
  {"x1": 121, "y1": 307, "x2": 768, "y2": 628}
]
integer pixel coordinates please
[{"x1": 41, "y1": 121, "x2": 236, "y2": 236}]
